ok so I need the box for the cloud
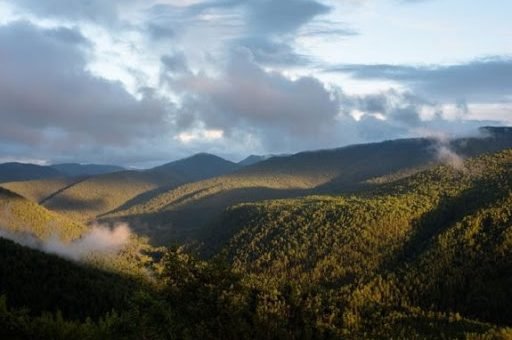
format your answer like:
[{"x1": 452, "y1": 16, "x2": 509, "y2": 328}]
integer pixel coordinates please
[
  {"x1": 236, "y1": 37, "x2": 310, "y2": 66},
  {"x1": 168, "y1": 49, "x2": 341, "y2": 151},
  {"x1": 10, "y1": 0, "x2": 122, "y2": 23},
  {"x1": 166, "y1": 0, "x2": 331, "y2": 36},
  {"x1": 145, "y1": 0, "x2": 332, "y2": 67},
  {"x1": 339, "y1": 88, "x2": 503, "y2": 142},
  {"x1": 0, "y1": 21, "x2": 171, "y2": 162},
  {"x1": 245, "y1": 0, "x2": 331, "y2": 36},
  {"x1": 1, "y1": 0, "x2": 509, "y2": 164},
  {"x1": 0, "y1": 223, "x2": 132, "y2": 261},
  {"x1": 436, "y1": 145, "x2": 465, "y2": 171},
  {"x1": 328, "y1": 57, "x2": 512, "y2": 103}
]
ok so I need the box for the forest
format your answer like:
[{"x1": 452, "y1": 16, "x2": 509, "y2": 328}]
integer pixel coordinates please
[{"x1": 0, "y1": 145, "x2": 512, "y2": 338}]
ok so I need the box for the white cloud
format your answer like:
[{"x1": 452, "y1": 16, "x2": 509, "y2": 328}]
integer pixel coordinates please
[{"x1": 176, "y1": 128, "x2": 224, "y2": 144}]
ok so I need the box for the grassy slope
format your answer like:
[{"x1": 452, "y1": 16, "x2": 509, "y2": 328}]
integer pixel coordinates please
[
  {"x1": 205, "y1": 149, "x2": 512, "y2": 336},
  {"x1": 42, "y1": 154, "x2": 239, "y2": 223},
  {"x1": 42, "y1": 170, "x2": 177, "y2": 222},
  {"x1": 101, "y1": 131, "x2": 512, "y2": 245},
  {"x1": 0, "y1": 187, "x2": 86, "y2": 241}
]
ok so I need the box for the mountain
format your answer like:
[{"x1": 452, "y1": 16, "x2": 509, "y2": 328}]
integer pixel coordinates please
[
  {"x1": 2, "y1": 148, "x2": 512, "y2": 338},
  {"x1": 100, "y1": 129, "x2": 512, "y2": 245},
  {"x1": 0, "y1": 163, "x2": 61, "y2": 183},
  {"x1": 2, "y1": 137, "x2": 512, "y2": 338},
  {"x1": 51, "y1": 163, "x2": 124, "y2": 177},
  {"x1": 150, "y1": 153, "x2": 239, "y2": 181},
  {"x1": 201, "y1": 148, "x2": 512, "y2": 336},
  {"x1": 40, "y1": 153, "x2": 240, "y2": 222}
]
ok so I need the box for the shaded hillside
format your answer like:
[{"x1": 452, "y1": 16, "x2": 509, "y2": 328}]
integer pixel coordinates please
[
  {"x1": 51, "y1": 163, "x2": 124, "y2": 177},
  {"x1": 238, "y1": 155, "x2": 268, "y2": 167},
  {"x1": 101, "y1": 129, "x2": 512, "y2": 245},
  {"x1": 204, "y1": 148, "x2": 512, "y2": 336},
  {"x1": 0, "y1": 177, "x2": 79, "y2": 203},
  {"x1": 42, "y1": 153, "x2": 240, "y2": 222},
  {"x1": 1, "y1": 230, "x2": 509, "y2": 339},
  {"x1": 0, "y1": 237, "x2": 139, "y2": 321},
  {"x1": 0, "y1": 187, "x2": 86, "y2": 240},
  {"x1": 237, "y1": 154, "x2": 285, "y2": 167},
  {"x1": 0, "y1": 163, "x2": 62, "y2": 183}
]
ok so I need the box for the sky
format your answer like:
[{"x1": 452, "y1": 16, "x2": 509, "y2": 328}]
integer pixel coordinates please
[{"x1": 0, "y1": 0, "x2": 510, "y2": 167}]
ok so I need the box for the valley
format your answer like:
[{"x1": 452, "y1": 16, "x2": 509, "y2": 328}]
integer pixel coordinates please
[{"x1": 1, "y1": 129, "x2": 512, "y2": 338}]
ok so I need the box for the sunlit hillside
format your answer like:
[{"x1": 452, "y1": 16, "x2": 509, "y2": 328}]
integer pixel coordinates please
[
  {"x1": 0, "y1": 177, "x2": 78, "y2": 203},
  {"x1": 0, "y1": 187, "x2": 86, "y2": 240},
  {"x1": 41, "y1": 153, "x2": 240, "y2": 222}
]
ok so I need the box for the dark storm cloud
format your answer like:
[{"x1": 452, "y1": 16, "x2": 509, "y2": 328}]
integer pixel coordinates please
[
  {"x1": 0, "y1": 21, "x2": 170, "y2": 153},
  {"x1": 329, "y1": 58, "x2": 512, "y2": 102}
]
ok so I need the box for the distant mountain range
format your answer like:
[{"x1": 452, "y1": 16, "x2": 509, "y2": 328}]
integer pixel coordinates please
[
  {"x1": 50, "y1": 163, "x2": 125, "y2": 177},
  {"x1": 0, "y1": 163, "x2": 62, "y2": 183},
  {"x1": 2, "y1": 127, "x2": 512, "y2": 239},
  {"x1": 0, "y1": 162, "x2": 125, "y2": 183}
]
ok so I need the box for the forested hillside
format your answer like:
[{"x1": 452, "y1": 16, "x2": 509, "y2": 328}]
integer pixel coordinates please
[
  {"x1": 201, "y1": 148, "x2": 512, "y2": 337},
  {"x1": 100, "y1": 129, "x2": 512, "y2": 245}
]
